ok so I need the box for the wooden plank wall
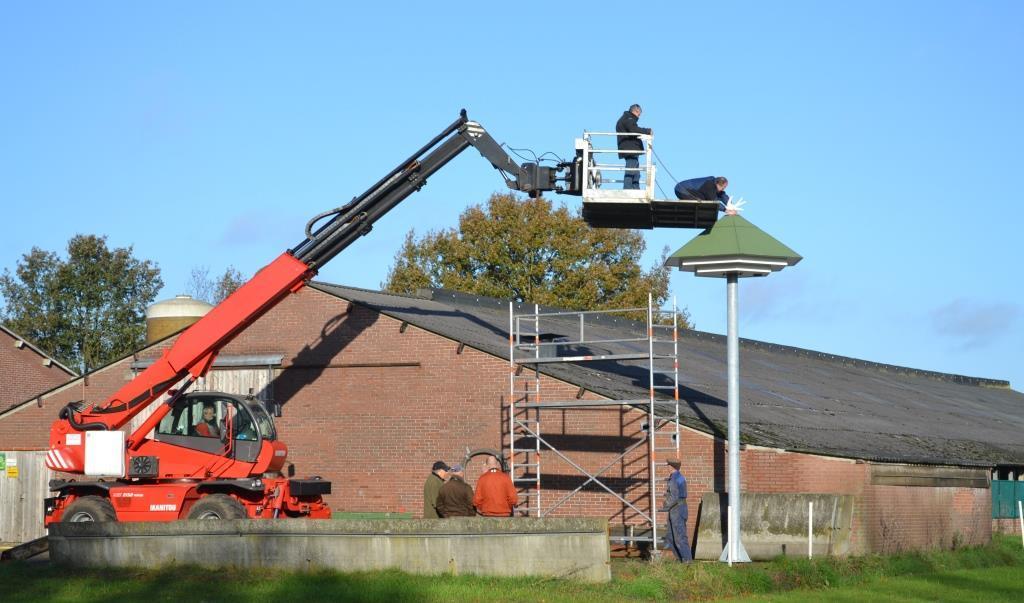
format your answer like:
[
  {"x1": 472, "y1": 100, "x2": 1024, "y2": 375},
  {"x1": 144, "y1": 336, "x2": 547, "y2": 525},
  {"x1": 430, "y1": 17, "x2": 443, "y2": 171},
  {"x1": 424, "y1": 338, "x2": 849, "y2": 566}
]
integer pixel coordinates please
[
  {"x1": 0, "y1": 451, "x2": 54, "y2": 545},
  {"x1": 196, "y1": 367, "x2": 273, "y2": 402}
]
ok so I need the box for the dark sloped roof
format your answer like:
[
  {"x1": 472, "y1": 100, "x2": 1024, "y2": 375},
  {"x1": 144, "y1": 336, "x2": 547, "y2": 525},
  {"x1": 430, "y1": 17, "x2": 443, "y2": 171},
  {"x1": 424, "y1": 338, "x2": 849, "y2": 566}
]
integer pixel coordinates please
[{"x1": 311, "y1": 282, "x2": 1024, "y2": 467}]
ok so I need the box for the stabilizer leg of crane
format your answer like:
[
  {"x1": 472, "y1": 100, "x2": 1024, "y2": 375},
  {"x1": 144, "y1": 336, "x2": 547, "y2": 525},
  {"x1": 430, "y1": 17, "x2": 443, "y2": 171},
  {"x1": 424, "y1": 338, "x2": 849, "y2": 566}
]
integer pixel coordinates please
[{"x1": 0, "y1": 536, "x2": 48, "y2": 562}]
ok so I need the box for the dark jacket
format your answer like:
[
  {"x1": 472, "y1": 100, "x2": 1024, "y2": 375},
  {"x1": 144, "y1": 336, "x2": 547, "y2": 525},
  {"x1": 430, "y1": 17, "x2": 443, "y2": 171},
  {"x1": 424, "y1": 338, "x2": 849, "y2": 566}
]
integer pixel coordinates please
[
  {"x1": 422, "y1": 472, "x2": 444, "y2": 518},
  {"x1": 661, "y1": 470, "x2": 688, "y2": 512},
  {"x1": 615, "y1": 110, "x2": 651, "y2": 159},
  {"x1": 674, "y1": 176, "x2": 729, "y2": 207},
  {"x1": 436, "y1": 475, "x2": 476, "y2": 517}
]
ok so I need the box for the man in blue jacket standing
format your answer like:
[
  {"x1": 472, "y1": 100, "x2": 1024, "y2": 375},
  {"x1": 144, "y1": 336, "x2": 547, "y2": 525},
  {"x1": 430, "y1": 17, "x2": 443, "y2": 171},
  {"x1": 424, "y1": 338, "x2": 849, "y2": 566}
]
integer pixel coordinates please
[
  {"x1": 674, "y1": 176, "x2": 730, "y2": 211},
  {"x1": 662, "y1": 457, "x2": 692, "y2": 562},
  {"x1": 615, "y1": 104, "x2": 652, "y2": 189}
]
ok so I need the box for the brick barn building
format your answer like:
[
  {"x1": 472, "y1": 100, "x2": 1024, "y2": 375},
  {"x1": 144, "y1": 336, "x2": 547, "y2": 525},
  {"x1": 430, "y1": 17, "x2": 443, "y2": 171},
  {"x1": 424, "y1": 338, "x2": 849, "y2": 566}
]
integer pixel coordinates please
[
  {"x1": 0, "y1": 325, "x2": 77, "y2": 543},
  {"x1": 1, "y1": 325, "x2": 77, "y2": 412},
  {"x1": 2, "y1": 284, "x2": 1023, "y2": 553}
]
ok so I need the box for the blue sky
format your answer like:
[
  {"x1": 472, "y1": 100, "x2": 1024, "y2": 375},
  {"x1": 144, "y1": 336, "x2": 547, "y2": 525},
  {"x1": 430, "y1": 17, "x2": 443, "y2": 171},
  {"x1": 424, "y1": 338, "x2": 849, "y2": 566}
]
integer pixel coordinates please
[{"x1": 2, "y1": 2, "x2": 1022, "y2": 389}]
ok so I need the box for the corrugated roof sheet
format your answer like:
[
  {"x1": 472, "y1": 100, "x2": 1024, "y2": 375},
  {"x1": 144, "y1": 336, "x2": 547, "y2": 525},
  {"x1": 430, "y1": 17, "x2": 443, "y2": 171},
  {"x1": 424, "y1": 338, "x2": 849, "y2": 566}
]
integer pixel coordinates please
[{"x1": 312, "y1": 282, "x2": 1024, "y2": 467}]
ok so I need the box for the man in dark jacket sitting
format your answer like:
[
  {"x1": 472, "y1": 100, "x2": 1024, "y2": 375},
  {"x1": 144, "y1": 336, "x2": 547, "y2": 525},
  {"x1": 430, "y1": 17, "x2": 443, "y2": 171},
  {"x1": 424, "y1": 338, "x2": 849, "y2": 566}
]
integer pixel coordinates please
[
  {"x1": 674, "y1": 176, "x2": 730, "y2": 211},
  {"x1": 615, "y1": 104, "x2": 652, "y2": 190}
]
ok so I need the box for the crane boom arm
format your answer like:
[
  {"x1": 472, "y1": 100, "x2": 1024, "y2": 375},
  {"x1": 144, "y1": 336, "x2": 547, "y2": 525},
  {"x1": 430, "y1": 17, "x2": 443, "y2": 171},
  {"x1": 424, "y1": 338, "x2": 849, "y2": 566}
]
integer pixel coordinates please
[{"x1": 53, "y1": 110, "x2": 561, "y2": 452}]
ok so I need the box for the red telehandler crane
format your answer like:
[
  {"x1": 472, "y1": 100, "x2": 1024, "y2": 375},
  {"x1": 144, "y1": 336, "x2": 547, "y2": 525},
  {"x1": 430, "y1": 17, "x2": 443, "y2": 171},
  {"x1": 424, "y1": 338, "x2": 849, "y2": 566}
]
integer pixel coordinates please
[
  {"x1": 43, "y1": 111, "x2": 574, "y2": 524},
  {"x1": 41, "y1": 110, "x2": 718, "y2": 525}
]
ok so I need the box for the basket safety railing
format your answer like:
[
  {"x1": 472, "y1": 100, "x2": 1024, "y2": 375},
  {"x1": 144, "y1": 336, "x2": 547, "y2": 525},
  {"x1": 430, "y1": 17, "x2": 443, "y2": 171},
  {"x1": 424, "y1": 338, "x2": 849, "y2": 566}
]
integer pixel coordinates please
[{"x1": 577, "y1": 132, "x2": 656, "y2": 199}]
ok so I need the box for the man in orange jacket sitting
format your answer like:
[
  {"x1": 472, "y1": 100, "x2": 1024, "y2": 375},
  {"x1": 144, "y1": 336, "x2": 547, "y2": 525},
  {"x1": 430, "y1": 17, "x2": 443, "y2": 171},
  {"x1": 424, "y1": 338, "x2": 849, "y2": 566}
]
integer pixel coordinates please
[{"x1": 473, "y1": 455, "x2": 518, "y2": 517}]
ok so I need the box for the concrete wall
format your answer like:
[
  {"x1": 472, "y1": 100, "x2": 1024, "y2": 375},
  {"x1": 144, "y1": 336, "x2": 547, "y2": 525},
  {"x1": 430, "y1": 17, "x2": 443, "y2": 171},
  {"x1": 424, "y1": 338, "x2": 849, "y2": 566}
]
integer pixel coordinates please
[
  {"x1": 690, "y1": 465, "x2": 990, "y2": 559},
  {"x1": 48, "y1": 517, "x2": 611, "y2": 582},
  {"x1": 0, "y1": 287, "x2": 996, "y2": 556},
  {"x1": 694, "y1": 492, "x2": 855, "y2": 560}
]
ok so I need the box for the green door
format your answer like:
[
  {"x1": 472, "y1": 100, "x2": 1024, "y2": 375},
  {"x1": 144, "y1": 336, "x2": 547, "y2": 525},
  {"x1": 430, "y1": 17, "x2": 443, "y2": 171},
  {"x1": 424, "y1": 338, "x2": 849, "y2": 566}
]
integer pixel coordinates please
[{"x1": 991, "y1": 480, "x2": 1024, "y2": 518}]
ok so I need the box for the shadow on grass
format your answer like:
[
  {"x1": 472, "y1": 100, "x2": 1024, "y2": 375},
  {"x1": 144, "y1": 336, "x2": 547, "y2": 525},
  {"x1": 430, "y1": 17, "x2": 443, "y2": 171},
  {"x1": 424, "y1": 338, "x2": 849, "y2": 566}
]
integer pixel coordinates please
[
  {"x1": 4, "y1": 563, "x2": 623, "y2": 603},
  {"x1": 5, "y1": 535, "x2": 1023, "y2": 603},
  {"x1": 3, "y1": 565, "x2": 428, "y2": 603}
]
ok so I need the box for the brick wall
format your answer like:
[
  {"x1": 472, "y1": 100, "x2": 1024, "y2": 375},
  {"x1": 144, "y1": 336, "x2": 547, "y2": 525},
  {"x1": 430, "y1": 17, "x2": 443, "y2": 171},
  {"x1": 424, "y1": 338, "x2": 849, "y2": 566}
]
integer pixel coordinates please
[
  {"x1": 993, "y1": 518, "x2": 1022, "y2": 536},
  {"x1": 855, "y1": 482, "x2": 990, "y2": 553},
  {"x1": 0, "y1": 338, "x2": 173, "y2": 451},
  {"x1": 0, "y1": 328, "x2": 75, "y2": 418},
  {"x1": 0, "y1": 287, "x2": 994, "y2": 554}
]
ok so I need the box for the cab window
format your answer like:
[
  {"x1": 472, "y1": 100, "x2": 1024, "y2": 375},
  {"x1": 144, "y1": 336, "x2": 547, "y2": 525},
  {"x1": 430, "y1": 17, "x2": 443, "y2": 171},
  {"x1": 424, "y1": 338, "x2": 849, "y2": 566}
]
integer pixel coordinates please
[
  {"x1": 158, "y1": 398, "x2": 218, "y2": 437},
  {"x1": 156, "y1": 396, "x2": 257, "y2": 441}
]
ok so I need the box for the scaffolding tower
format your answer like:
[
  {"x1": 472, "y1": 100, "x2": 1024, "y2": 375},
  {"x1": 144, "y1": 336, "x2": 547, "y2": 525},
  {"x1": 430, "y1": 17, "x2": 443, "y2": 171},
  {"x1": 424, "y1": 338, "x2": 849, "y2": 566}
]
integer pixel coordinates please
[{"x1": 508, "y1": 294, "x2": 681, "y2": 549}]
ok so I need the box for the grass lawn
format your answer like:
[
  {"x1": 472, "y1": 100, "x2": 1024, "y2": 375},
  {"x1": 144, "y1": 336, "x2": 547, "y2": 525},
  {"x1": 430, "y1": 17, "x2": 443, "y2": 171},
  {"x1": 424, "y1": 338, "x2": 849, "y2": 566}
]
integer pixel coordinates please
[
  {"x1": 3, "y1": 535, "x2": 1022, "y2": 602},
  {"x1": 728, "y1": 565, "x2": 1024, "y2": 602}
]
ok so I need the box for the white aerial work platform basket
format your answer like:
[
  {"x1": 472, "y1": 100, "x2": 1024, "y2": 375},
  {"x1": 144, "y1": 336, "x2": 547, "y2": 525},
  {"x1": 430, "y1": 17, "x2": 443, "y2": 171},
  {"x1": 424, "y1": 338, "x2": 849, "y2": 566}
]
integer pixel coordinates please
[{"x1": 575, "y1": 131, "x2": 719, "y2": 230}]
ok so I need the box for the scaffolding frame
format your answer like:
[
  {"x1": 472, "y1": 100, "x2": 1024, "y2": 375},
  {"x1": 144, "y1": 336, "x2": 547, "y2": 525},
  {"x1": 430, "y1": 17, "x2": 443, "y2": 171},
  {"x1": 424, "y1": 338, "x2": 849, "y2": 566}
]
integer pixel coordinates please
[{"x1": 507, "y1": 294, "x2": 681, "y2": 548}]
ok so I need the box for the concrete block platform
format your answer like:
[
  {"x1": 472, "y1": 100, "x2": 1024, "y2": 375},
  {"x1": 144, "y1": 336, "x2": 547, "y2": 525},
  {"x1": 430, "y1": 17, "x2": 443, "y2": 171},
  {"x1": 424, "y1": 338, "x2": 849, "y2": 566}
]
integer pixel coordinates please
[{"x1": 48, "y1": 517, "x2": 611, "y2": 582}]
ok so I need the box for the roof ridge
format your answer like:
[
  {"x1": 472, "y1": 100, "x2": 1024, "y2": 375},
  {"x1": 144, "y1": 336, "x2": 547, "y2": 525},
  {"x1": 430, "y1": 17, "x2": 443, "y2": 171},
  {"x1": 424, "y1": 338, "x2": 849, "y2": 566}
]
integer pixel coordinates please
[
  {"x1": 306, "y1": 282, "x2": 1011, "y2": 390},
  {"x1": 309, "y1": 281, "x2": 431, "y2": 302}
]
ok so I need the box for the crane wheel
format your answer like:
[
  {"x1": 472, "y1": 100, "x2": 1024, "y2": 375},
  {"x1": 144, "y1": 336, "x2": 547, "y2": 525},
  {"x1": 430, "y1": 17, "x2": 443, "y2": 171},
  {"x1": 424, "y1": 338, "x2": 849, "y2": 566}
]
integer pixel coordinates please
[
  {"x1": 62, "y1": 495, "x2": 117, "y2": 523},
  {"x1": 187, "y1": 494, "x2": 247, "y2": 520}
]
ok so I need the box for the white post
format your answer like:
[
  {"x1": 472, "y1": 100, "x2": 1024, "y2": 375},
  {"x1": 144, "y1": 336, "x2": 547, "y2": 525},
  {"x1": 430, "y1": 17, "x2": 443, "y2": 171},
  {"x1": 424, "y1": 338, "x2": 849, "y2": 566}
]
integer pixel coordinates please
[
  {"x1": 727, "y1": 274, "x2": 740, "y2": 560},
  {"x1": 719, "y1": 274, "x2": 750, "y2": 562},
  {"x1": 1018, "y1": 500, "x2": 1023, "y2": 549},
  {"x1": 808, "y1": 501, "x2": 814, "y2": 559},
  {"x1": 727, "y1": 504, "x2": 733, "y2": 566}
]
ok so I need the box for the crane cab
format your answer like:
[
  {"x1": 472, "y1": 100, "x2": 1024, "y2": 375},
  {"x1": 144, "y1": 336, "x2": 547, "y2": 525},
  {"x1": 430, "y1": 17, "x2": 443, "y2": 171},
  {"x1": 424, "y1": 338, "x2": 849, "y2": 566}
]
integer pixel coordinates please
[
  {"x1": 567, "y1": 132, "x2": 719, "y2": 230},
  {"x1": 151, "y1": 392, "x2": 285, "y2": 472}
]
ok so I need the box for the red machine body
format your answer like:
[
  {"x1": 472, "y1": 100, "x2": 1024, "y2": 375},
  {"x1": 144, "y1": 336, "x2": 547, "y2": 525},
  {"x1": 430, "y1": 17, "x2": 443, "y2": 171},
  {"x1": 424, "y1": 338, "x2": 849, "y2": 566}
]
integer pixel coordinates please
[{"x1": 45, "y1": 254, "x2": 331, "y2": 523}]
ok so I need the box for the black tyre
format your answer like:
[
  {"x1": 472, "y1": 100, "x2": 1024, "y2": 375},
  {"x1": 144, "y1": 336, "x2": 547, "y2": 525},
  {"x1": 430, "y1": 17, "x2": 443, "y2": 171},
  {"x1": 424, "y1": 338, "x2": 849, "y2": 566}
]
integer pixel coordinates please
[
  {"x1": 62, "y1": 495, "x2": 117, "y2": 523},
  {"x1": 187, "y1": 494, "x2": 246, "y2": 520}
]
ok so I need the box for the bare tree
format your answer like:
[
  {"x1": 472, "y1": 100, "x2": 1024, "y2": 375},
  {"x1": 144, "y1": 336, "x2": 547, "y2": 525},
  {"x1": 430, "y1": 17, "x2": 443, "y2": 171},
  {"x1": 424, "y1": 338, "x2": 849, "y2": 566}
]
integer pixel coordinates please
[
  {"x1": 186, "y1": 266, "x2": 247, "y2": 305},
  {"x1": 186, "y1": 266, "x2": 215, "y2": 304}
]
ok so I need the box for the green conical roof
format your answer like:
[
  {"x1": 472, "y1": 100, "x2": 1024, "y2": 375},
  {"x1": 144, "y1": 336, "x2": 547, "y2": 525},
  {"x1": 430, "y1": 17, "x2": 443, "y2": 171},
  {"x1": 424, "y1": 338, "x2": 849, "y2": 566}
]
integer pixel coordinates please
[{"x1": 665, "y1": 214, "x2": 802, "y2": 277}]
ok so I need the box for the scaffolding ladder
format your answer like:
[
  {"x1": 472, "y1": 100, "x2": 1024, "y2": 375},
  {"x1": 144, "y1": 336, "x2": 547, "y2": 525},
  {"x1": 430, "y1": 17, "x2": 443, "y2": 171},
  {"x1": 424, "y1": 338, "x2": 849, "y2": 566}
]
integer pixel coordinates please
[
  {"x1": 507, "y1": 294, "x2": 681, "y2": 550},
  {"x1": 509, "y1": 305, "x2": 542, "y2": 514}
]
